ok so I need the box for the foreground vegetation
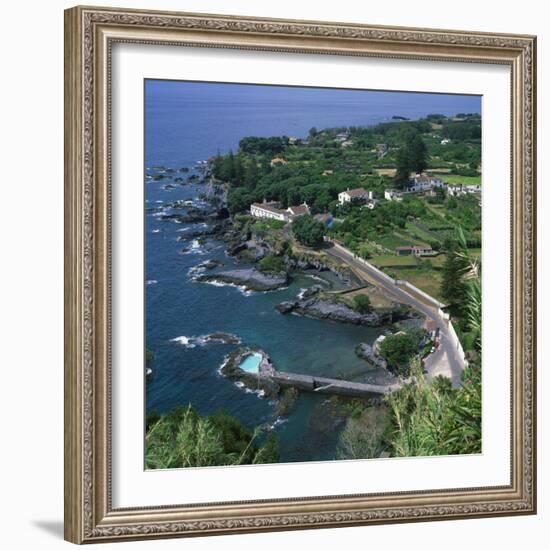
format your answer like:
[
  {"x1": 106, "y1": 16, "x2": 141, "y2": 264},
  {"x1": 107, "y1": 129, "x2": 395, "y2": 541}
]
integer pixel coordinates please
[{"x1": 146, "y1": 406, "x2": 279, "y2": 469}]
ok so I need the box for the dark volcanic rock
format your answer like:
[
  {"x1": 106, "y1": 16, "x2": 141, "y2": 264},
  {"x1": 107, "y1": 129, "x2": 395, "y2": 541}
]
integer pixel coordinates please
[
  {"x1": 197, "y1": 259, "x2": 224, "y2": 270},
  {"x1": 275, "y1": 296, "x2": 417, "y2": 327},
  {"x1": 355, "y1": 343, "x2": 388, "y2": 369},
  {"x1": 197, "y1": 268, "x2": 289, "y2": 292},
  {"x1": 161, "y1": 211, "x2": 209, "y2": 223}
]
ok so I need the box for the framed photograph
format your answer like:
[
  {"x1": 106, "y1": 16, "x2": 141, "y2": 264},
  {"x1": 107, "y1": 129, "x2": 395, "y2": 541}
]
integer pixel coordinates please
[{"x1": 64, "y1": 5, "x2": 537, "y2": 544}]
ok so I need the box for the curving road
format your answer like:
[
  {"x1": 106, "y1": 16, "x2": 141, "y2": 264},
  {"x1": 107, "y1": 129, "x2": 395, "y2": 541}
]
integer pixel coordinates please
[{"x1": 325, "y1": 243, "x2": 465, "y2": 387}]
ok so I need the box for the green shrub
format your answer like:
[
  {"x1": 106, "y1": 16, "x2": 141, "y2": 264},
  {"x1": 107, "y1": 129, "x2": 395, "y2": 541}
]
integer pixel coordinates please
[
  {"x1": 292, "y1": 214, "x2": 326, "y2": 247},
  {"x1": 257, "y1": 254, "x2": 286, "y2": 273},
  {"x1": 353, "y1": 294, "x2": 371, "y2": 314},
  {"x1": 145, "y1": 406, "x2": 279, "y2": 469},
  {"x1": 379, "y1": 333, "x2": 418, "y2": 376}
]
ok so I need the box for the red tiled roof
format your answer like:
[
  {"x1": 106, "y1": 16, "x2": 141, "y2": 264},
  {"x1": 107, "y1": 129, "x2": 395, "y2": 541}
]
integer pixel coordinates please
[
  {"x1": 287, "y1": 204, "x2": 309, "y2": 215},
  {"x1": 343, "y1": 188, "x2": 368, "y2": 197}
]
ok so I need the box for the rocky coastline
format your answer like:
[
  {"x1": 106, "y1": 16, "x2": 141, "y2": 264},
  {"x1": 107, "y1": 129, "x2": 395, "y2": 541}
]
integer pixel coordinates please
[
  {"x1": 220, "y1": 347, "x2": 280, "y2": 398},
  {"x1": 196, "y1": 268, "x2": 289, "y2": 292},
  {"x1": 275, "y1": 293, "x2": 420, "y2": 327}
]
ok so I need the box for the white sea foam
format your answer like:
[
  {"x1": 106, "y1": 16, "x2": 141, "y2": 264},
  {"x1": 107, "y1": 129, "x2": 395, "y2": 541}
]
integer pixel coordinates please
[
  {"x1": 304, "y1": 273, "x2": 330, "y2": 285},
  {"x1": 199, "y1": 279, "x2": 253, "y2": 296},
  {"x1": 155, "y1": 200, "x2": 163, "y2": 203},
  {"x1": 267, "y1": 417, "x2": 288, "y2": 431},
  {"x1": 172, "y1": 333, "x2": 242, "y2": 349},
  {"x1": 151, "y1": 229, "x2": 161, "y2": 234},
  {"x1": 171, "y1": 336, "x2": 196, "y2": 348},
  {"x1": 146, "y1": 279, "x2": 157, "y2": 285},
  {"x1": 297, "y1": 288, "x2": 308, "y2": 299}
]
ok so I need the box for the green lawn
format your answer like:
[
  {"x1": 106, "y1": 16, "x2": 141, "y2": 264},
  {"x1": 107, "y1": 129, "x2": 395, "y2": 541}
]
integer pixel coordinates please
[
  {"x1": 440, "y1": 174, "x2": 482, "y2": 185},
  {"x1": 369, "y1": 254, "x2": 419, "y2": 268},
  {"x1": 387, "y1": 267, "x2": 444, "y2": 302},
  {"x1": 404, "y1": 221, "x2": 440, "y2": 244},
  {"x1": 375, "y1": 232, "x2": 417, "y2": 250}
]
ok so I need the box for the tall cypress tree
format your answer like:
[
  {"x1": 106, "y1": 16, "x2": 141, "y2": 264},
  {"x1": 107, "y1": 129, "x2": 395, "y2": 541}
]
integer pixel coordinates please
[
  {"x1": 409, "y1": 134, "x2": 428, "y2": 173},
  {"x1": 441, "y1": 241, "x2": 469, "y2": 317}
]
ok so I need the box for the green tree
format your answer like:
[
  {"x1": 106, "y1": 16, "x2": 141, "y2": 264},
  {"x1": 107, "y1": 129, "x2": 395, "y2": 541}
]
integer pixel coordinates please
[
  {"x1": 292, "y1": 214, "x2": 326, "y2": 247},
  {"x1": 394, "y1": 145, "x2": 411, "y2": 187},
  {"x1": 441, "y1": 239, "x2": 469, "y2": 318},
  {"x1": 218, "y1": 150, "x2": 235, "y2": 182},
  {"x1": 393, "y1": 133, "x2": 428, "y2": 187},
  {"x1": 408, "y1": 134, "x2": 428, "y2": 173},
  {"x1": 227, "y1": 188, "x2": 253, "y2": 215},
  {"x1": 258, "y1": 254, "x2": 286, "y2": 274},
  {"x1": 353, "y1": 294, "x2": 371, "y2": 314},
  {"x1": 244, "y1": 159, "x2": 259, "y2": 190},
  {"x1": 379, "y1": 333, "x2": 418, "y2": 376}
]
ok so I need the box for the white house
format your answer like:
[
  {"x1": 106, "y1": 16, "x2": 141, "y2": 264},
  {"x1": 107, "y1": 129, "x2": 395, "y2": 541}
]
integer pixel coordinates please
[
  {"x1": 395, "y1": 245, "x2": 436, "y2": 257},
  {"x1": 361, "y1": 199, "x2": 379, "y2": 210},
  {"x1": 406, "y1": 173, "x2": 444, "y2": 193},
  {"x1": 250, "y1": 201, "x2": 288, "y2": 221},
  {"x1": 384, "y1": 189, "x2": 404, "y2": 202},
  {"x1": 250, "y1": 201, "x2": 310, "y2": 222},
  {"x1": 447, "y1": 183, "x2": 481, "y2": 197},
  {"x1": 338, "y1": 187, "x2": 372, "y2": 205},
  {"x1": 286, "y1": 203, "x2": 310, "y2": 218}
]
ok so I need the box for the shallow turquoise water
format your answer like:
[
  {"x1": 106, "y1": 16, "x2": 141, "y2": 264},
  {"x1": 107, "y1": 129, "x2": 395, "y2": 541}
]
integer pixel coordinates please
[{"x1": 239, "y1": 353, "x2": 262, "y2": 373}]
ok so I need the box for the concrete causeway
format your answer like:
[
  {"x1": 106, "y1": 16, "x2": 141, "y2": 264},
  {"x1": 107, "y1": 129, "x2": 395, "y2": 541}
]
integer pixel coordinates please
[{"x1": 272, "y1": 371, "x2": 401, "y2": 398}]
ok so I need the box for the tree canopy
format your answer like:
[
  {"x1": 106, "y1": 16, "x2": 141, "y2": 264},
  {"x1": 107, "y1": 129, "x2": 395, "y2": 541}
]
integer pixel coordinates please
[{"x1": 292, "y1": 215, "x2": 326, "y2": 247}]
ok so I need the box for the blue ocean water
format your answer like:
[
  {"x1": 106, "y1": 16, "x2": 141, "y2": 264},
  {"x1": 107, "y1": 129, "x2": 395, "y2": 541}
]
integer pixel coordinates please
[{"x1": 144, "y1": 80, "x2": 481, "y2": 463}]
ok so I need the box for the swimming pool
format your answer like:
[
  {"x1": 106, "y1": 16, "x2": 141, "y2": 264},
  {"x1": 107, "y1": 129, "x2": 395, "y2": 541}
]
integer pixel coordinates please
[{"x1": 239, "y1": 353, "x2": 262, "y2": 373}]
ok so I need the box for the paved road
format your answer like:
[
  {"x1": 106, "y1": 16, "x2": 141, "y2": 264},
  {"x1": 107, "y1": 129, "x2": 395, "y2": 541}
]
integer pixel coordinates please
[{"x1": 325, "y1": 243, "x2": 465, "y2": 387}]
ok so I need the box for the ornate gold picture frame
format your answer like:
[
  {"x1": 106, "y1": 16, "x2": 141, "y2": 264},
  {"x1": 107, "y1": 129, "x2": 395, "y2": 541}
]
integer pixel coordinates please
[{"x1": 64, "y1": 5, "x2": 536, "y2": 544}]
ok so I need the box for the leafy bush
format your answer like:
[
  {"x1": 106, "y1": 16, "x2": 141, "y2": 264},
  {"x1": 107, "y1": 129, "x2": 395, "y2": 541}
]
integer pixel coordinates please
[
  {"x1": 379, "y1": 333, "x2": 418, "y2": 376},
  {"x1": 292, "y1": 214, "x2": 326, "y2": 247},
  {"x1": 145, "y1": 406, "x2": 279, "y2": 469},
  {"x1": 385, "y1": 362, "x2": 481, "y2": 457},
  {"x1": 353, "y1": 294, "x2": 371, "y2": 314},
  {"x1": 258, "y1": 254, "x2": 286, "y2": 273}
]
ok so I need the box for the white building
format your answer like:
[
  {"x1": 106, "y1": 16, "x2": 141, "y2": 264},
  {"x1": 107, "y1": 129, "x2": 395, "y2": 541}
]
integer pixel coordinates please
[
  {"x1": 286, "y1": 203, "x2": 310, "y2": 218},
  {"x1": 361, "y1": 199, "x2": 379, "y2": 210},
  {"x1": 250, "y1": 202, "x2": 288, "y2": 221},
  {"x1": 406, "y1": 173, "x2": 444, "y2": 193},
  {"x1": 384, "y1": 189, "x2": 404, "y2": 202},
  {"x1": 338, "y1": 187, "x2": 372, "y2": 205},
  {"x1": 395, "y1": 245, "x2": 436, "y2": 257},
  {"x1": 447, "y1": 183, "x2": 481, "y2": 197},
  {"x1": 250, "y1": 201, "x2": 310, "y2": 222}
]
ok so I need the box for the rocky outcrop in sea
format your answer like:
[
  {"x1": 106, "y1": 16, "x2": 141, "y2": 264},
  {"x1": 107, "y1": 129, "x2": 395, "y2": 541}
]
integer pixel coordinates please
[
  {"x1": 196, "y1": 268, "x2": 289, "y2": 292},
  {"x1": 275, "y1": 296, "x2": 419, "y2": 327}
]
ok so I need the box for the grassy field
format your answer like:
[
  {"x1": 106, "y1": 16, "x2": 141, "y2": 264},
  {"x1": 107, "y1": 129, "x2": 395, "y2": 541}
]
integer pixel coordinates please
[
  {"x1": 386, "y1": 267, "x2": 444, "y2": 302},
  {"x1": 373, "y1": 168, "x2": 397, "y2": 177},
  {"x1": 369, "y1": 254, "x2": 419, "y2": 268},
  {"x1": 439, "y1": 174, "x2": 482, "y2": 185},
  {"x1": 404, "y1": 221, "x2": 440, "y2": 244}
]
